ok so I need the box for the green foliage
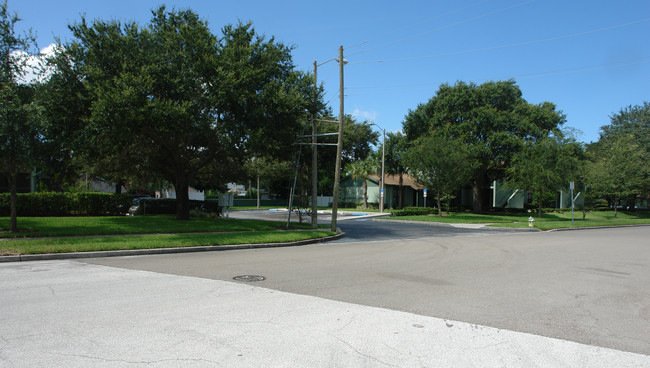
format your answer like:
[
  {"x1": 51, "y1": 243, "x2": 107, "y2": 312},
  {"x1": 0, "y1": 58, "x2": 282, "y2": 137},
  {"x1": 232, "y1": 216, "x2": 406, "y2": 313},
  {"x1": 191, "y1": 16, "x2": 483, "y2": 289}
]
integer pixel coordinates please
[
  {"x1": 244, "y1": 156, "x2": 292, "y2": 199},
  {"x1": 45, "y1": 8, "x2": 319, "y2": 220},
  {"x1": 0, "y1": 1, "x2": 39, "y2": 232},
  {"x1": 404, "y1": 130, "x2": 474, "y2": 217},
  {"x1": 402, "y1": 80, "x2": 565, "y2": 212},
  {"x1": 0, "y1": 192, "x2": 133, "y2": 216},
  {"x1": 134, "y1": 199, "x2": 220, "y2": 216},
  {"x1": 585, "y1": 102, "x2": 649, "y2": 214},
  {"x1": 314, "y1": 116, "x2": 379, "y2": 195},
  {"x1": 506, "y1": 134, "x2": 584, "y2": 217},
  {"x1": 345, "y1": 156, "x2": 378, "y2": 209},
  {"x1": 383, "y1": 132, "x2": 408, "y2": 208},
  {"x1": 391, "y1": 207, "x2": 437, "y2": 216}
]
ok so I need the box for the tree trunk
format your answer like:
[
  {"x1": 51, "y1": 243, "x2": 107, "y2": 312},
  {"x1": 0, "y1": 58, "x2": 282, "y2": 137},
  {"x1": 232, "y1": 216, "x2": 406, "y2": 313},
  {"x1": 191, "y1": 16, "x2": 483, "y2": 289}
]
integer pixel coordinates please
[
  {"x1": 472, "y1": 177, "x2": 484, "y2": 213},
  {"x1": 538, "y1": 189, "x2": 543, "y2": 218},
  {"x1": 115, "y1": 179, "x2": 124, "y2": 194},
  {"x1": 362, "y1": 178, "x2": 368, "y2": 209},
  {"x1": 256, "y1": 175, "x2": 260, "y2": 209},
  {"x1": 437, "y1": 191, "x2": 442, "y2": 218},
  {"x1": 398, "y1": 173, "x2": 403, "y2": 209},
  {"x1": 613, "y1": 198, "x2": 619, "y2": 218},
  {"x1": 9, "y1": 163, "x2": 18, "y2": 233},
  {"x1": 175, "y1": 179, "x2": 190, "y2": 220}
]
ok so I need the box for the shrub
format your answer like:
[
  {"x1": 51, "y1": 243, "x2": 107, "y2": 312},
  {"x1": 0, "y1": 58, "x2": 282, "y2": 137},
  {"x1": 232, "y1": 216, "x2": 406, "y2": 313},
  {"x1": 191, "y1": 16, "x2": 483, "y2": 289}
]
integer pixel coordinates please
[
  {"x1": 136, "y1": 199, "x2": 222, "y2": 216},
  {"x1": 0, "y1": 192, "x2": 133, "y2": 216},
  {"x1": 391, "y1": 206, "x2": 438, "y2": 216}
]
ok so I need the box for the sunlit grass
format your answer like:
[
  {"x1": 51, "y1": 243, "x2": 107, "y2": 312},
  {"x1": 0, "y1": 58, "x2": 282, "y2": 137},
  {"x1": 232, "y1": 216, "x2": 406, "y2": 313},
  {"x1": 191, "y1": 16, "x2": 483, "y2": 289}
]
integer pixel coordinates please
[
  {"x1": 0, "y1": 215, "x2": 325, "y2": 238},
  {"x1": 0, "y1": 230, "x2": 337, "y2": 255}
]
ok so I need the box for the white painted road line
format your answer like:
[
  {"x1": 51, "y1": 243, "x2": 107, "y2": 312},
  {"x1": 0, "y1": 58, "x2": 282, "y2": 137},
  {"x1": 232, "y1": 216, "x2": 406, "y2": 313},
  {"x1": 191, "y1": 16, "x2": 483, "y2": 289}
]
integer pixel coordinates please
[{"x1": 1, "y1": 260, "x2": 648, "y2": 368}]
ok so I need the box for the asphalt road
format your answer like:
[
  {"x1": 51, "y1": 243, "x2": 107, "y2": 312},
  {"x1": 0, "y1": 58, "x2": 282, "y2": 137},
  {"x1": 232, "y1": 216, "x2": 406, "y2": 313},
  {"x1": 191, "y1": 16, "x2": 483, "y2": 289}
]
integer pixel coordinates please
[
  {"x1": 2, "y1": 213, "x2": 648, "y2": 366},
  {"x1": 80, "y1": 219, "x2": 650, "y2": 356}
]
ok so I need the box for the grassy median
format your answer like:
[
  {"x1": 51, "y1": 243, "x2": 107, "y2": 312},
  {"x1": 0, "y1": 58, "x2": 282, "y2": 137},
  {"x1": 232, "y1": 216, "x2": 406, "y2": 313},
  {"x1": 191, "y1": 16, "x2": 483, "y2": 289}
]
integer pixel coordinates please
[
  {"x1": 0, "y1": 215, "x2": 336, "y2": 256},
  {"x1": 382, "y1": 210, "x2": 650, "y2": 230}
]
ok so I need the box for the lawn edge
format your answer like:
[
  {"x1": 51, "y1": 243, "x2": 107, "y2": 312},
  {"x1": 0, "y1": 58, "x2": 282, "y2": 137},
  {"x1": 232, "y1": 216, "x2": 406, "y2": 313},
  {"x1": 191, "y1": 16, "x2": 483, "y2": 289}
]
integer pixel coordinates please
[{"x1": 0, "y1": 231, "x2": 344, "y2": 263}]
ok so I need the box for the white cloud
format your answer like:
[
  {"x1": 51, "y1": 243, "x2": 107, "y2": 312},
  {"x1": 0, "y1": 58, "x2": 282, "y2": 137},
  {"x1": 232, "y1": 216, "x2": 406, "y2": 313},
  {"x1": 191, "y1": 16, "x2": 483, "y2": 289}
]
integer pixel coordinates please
[
  {"x1": 351, "y1": 107, "x2": 378, "y2": 121},
  {"x1": 13, "y1": 43, "x2": 59, "y2": 84}
]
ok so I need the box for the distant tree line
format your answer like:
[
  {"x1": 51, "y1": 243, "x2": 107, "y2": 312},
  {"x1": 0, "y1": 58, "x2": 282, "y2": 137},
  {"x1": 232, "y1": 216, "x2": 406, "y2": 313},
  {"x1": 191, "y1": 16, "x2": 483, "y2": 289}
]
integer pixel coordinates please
[{"x1": 351, "y1": 81, "x2": 648, "y2": 217}]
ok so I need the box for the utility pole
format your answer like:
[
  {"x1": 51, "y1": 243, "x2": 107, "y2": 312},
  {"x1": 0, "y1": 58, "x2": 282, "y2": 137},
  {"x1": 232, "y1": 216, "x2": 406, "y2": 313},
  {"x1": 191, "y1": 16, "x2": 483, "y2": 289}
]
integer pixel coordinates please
[
  {"x1": 380, "y1": 128, "x2": 385, "y2": 212},
  {"x1": 311, "y1": 61, "x2": 318, "y2": 228},
  {"x1": 331, "y1": 45, "x2": 345, "y2": 232}
]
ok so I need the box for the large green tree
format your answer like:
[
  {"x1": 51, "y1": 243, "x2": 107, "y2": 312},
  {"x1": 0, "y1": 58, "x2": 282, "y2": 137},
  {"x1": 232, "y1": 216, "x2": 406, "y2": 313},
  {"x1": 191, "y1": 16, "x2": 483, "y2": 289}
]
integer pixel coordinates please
[
  {"x1": 585, "y1": 134, "x2": 647, "y2": 216},
  {"x1": 0, "y1": 1, "x2": 38, "y2": 232},
  {"x1": 404, "y1": 131, "x2": 474, "y2": 217},
  {"x1": 584, "y1": 102, "x2": 649, "y2": 213},
  {"x1": 585, "y1": 102, "x2": 650, "y2": 210},
  {"x1": 52, "y1": 7, "x2": 317, "y2": 219},
  {"x1": 402, "y1": 80, "x2": 565, "y2": 212},
  {"x1": 36, "y1": 45, "x2": 91, "y2": 192},
  {"x1": 506, "y1": 133, "x2": 584, "y2": 218}
]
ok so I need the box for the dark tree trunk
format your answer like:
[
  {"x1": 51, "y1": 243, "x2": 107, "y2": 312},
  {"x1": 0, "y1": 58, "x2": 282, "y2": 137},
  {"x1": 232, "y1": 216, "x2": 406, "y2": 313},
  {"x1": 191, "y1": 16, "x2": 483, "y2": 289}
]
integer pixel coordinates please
[
  {"x1": 9, "y1": 164, "x2": 17, "y2": 233},
  {"x1": 175, "y1": 179, "x2": 190, "y2": 220},
  {"x1": 472, "y1": 177, "x2": 484, "y2": 213},
  {"x1": 437, "y1": 190, "x2": 442, "y2": 218},
  {"x1": 538, "y1": 190, "x2": 544, "y2": 218},
  {"x1": 362, "y1": 178, "x2": 368, "y2": 209},
  {"x1": 115, "y1": 179, "x2": 124, "y2": 194},
  {"x1": 398, "y1": 173, "x2": 404, "y2": 209}
]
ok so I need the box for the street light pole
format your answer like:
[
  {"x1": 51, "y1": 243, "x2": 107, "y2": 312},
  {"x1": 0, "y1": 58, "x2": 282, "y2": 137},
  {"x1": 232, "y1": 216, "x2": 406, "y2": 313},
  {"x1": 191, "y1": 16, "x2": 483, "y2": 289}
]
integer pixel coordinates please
[{"x1": 330, "y1": 45, "x2": 345, "y2": 232}]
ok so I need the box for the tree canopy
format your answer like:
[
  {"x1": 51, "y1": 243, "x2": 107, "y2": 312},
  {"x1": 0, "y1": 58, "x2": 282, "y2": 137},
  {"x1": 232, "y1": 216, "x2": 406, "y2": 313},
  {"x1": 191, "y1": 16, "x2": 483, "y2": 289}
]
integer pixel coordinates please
[
  {"x1": 47, "y1": 7, "x2": 319, "y2": 219},
  {"x1": 0, "y1": 0, "x2": 39, "y2": 232},
  {"x1": 402, "y1": 80, "x2": 566, "y2": 212},
  {"x1": 584, "y1": 102, "x2": 649, "y2": 213},
  {"x1": 506, "y1": 133, "x2": 583, "y2": 217},
  {"x1": 404, "y1": 130, "x2": 474, "y2": 216}
]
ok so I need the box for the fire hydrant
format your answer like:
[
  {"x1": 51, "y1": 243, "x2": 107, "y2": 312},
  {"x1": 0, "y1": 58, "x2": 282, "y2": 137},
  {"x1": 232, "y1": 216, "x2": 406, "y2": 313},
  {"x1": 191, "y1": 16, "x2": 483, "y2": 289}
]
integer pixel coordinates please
[{"x1": 528, "y1": 216, "x2": 535, "y2": 231}]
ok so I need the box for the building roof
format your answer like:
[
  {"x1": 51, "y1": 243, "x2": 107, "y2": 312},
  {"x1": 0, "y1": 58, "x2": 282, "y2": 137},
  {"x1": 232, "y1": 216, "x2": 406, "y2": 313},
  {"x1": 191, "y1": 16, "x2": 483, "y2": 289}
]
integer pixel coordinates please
[{"x1": 368, "y1": 174, "x2": 425, "y2": 190}]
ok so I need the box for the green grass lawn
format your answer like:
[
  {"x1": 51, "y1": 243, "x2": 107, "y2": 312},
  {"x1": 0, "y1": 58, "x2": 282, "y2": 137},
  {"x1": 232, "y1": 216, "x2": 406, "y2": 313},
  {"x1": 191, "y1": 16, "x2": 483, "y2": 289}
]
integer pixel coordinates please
[
  {"x1": 0, "y1": 215, "x2": 336, "y2": 255},
  {"x1": 383, "y1": 210, "x2": 650, "y2": 230},
  {"x1": 0, "y1": 230, "x2": 336, "y2": 255},
  {"x1": 0, "y1": 215, "x2": 325, "y2": 238}
]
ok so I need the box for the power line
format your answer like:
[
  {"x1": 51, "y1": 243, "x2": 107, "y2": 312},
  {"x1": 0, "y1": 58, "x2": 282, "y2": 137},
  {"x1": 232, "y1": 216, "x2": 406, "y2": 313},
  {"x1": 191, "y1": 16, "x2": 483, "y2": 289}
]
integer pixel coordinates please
[
  {"x1": 344, "y1": 58, "x2": 650, "y2": 94},
  {"x1": 349, "y1": 17, "x2": 650, "y2": 65},
  {"x1": 345, "y1": 0, "x2": 493, "y2": 51},
  {"x1": 347, "y1": 0, "x2": 536, "y2": 57}
]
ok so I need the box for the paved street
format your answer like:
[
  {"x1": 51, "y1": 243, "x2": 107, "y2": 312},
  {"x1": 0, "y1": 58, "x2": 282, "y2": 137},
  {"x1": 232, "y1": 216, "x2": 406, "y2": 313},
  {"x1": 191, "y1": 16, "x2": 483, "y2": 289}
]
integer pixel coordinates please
[{"x1": 1, "y1": 215, "x2": 649, "y2": 367}]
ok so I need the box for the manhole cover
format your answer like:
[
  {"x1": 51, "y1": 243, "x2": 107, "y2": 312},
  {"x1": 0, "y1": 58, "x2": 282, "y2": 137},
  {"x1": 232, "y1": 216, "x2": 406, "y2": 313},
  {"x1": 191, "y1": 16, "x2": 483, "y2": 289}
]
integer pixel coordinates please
[{"x1": 233, "y1": 275, "x2": 266, "y2": 282}]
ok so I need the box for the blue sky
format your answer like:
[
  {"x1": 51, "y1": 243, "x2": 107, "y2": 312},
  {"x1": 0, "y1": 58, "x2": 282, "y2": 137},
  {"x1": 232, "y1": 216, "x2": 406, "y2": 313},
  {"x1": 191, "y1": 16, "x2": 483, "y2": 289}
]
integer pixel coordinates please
[{"x1": 12, "y1": 0, "x2": 650, "y2": 143}]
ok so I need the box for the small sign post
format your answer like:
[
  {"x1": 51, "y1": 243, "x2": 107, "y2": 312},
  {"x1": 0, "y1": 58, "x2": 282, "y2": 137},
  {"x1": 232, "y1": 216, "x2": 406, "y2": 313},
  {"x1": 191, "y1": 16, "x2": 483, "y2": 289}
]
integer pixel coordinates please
[
  {"x1": 423, "y1": 188, "x2": 427, "y2": 208},
  {"x1": 570, "y1": 182, "x2": 575, "y2": 226}
]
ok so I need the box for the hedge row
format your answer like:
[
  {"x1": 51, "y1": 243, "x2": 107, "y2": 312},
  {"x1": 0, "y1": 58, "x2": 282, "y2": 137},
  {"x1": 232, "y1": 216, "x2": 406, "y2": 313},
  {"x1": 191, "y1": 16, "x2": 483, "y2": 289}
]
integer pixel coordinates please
[
  {"x1": 0, "y1": 192, "x2": 133, "y2": 216},
  {"x1": 390, "y1": 207, "x2": 438, "y2": 216},
  {"x1": 133, "y1": 199, "x2": 221, "y2": 215}
]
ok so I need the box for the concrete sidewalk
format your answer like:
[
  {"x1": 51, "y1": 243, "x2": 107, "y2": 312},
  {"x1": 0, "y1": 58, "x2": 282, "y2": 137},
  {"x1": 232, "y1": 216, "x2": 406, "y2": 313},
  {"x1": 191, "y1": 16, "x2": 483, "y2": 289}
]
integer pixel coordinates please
[{"x1": 1, "y1": 260, "x2": 647, "y2": 367}]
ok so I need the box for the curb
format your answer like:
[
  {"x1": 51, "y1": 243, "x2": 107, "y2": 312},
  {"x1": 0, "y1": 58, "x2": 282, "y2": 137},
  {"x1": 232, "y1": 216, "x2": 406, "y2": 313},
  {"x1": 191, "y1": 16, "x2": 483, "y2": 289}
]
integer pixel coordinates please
[
  {"x1": 0, "y1": 231, "x2": 345, "y2": 263},
  {"x1": 547, "y1": 223, "x2": 650, "y2": 232},
  {"x1": 374, "y1": 218, "x2": 536, "y2": 231},
  {"x1": 374, "y1": 218, "x2": 650, "y2": 232}
]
